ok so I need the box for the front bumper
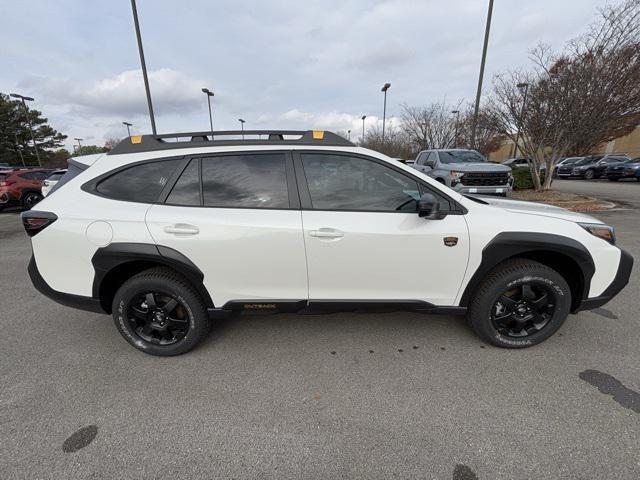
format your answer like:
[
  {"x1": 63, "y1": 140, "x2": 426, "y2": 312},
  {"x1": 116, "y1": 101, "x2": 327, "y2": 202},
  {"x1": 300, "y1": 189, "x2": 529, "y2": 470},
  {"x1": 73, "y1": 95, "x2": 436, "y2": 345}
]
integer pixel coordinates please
[
  {"x1": 573, "y1": 248, "x2": 634, "y2": 312},
  {"x1": 28, "y1": 255, "x2": 105, "y2": 314},
  {"x1": 452, "y1": 185, "x2": 512, "y2": 195}
]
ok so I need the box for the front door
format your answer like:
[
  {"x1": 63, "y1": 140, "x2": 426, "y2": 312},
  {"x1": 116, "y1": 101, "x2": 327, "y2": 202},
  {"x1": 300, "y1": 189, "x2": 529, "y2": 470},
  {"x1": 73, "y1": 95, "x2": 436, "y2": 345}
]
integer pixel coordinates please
[{"x1": 297, "y1": 152, "x2": 469, "y2": 306}]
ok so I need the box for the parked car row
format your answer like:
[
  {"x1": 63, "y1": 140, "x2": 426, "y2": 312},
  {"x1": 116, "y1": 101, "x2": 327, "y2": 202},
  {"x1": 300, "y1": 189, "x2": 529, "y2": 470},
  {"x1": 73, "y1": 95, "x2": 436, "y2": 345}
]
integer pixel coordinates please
[{"x1": 0, "y1": 167, "x2": 66, "y2": 211}]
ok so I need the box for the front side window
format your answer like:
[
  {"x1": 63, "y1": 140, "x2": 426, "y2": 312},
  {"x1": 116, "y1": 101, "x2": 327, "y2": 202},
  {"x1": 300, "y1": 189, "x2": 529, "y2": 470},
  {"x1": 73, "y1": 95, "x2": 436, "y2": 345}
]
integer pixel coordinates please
[
  {"x1": 301, "y1": 153, "x2": 420, "y2": 212},
  {"x1": 96, "y1": 159, "x2": 181, "y2": 203},
  {"x1": 201, "y1": 153, "x2": 289, "y2": 208},
  {"x1": 426, "y1": 152, "x2": 438, "y2": 167}
]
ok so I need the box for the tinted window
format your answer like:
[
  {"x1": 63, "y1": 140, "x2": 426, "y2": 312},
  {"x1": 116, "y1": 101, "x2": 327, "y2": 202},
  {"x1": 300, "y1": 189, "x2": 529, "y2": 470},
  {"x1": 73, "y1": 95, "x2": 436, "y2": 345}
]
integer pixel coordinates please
[
  {"x1": 201, "y1": 153, "x2": 288, "y2": 208},
  {"x1": 439, "y1": 150, "x2": 486, "y2": 164},
  {"x1": 166, "y1": 159, "x2": 200, "y2": 206},
  {"x1": 48, "y1": 171, "x2": 66, "y2": 181},
  {"x1": 96, "y1": 160, "x2": 180, "y2": 203},
  {"x1": 301, "y1": 154, "x2": 420, "y2": 212}
]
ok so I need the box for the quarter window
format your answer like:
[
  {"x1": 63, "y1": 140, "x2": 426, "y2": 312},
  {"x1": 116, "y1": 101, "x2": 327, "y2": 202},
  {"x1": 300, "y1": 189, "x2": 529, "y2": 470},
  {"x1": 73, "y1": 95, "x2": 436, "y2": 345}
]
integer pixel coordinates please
[
  {"x1": 300, "y1": 153, "x2": 420, "y2": 212},
  {"x1": 96, "y1": 159, "x2": 181, "y2": 203},
  {"x1": 201, "y1": 153, "x2": 289, "y2": 208},
  {"x1": 166, "y1": 159, "x2": 200, "y2": 206}
]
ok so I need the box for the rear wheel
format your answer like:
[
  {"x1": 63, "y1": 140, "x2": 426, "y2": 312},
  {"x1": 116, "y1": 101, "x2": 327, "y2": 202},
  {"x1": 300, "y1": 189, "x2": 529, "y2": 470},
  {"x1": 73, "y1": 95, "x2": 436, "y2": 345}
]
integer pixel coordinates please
[
  {"x1": 466, "y1": 259, "x2": 571, "y2": 348},
  {"x1": 112, "y1": 267, "x2": 210, "y2": 356},
  {"x1": 21, "y1": 191, "x2": 43, "y2": 210},
  {"x1": 584, "y1": 169, "x2": 595, "y2": 180}
]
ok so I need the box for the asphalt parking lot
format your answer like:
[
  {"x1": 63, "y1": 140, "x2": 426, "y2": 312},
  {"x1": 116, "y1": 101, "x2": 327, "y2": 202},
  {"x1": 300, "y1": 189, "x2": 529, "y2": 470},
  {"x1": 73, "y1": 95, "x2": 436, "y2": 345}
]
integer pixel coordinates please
[{"x1": 1, "y1": 181, "x2": 638, "y2": 479}]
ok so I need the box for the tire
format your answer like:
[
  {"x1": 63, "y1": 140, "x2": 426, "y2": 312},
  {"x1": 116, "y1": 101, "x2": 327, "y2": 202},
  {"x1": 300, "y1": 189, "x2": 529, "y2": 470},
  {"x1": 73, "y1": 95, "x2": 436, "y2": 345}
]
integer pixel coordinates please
[
  {"x1": 583, "y1": 169, "x2": 595, "y2": 180},
  {"x1": 466, "y1": 259, "x2": 571, "y2": 348},
  {"x1": 21, "y1": 191, "x2": 43, "y2": 210},
  {"x1": 112, "y1": 267, "x2": 210, "y2": 356}
]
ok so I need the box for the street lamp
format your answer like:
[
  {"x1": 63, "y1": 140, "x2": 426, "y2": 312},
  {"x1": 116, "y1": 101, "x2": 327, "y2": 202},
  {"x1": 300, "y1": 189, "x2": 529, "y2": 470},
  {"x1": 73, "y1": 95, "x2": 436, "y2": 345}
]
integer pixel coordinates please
[
  {"x1": 130, "y1": 0, "x2": 157, "y2": 135},
  {"x1": 238, "y1": 118, "x2": 246, "y2": 139},
  {"x1": 74, "y1": 138, "x2": 83, "y2": 152},
  {"x1": 122, "y1": 121, "x2": 133, "y2": 137},
  {"x1": 361, "y1": 115, "x2": 367, "y2": 143},
  {"x1": 451, "y1": 110, "x2": 460, "y2": 147},
  {"x1": 347, "y1": 129, "x2": 351, "y2": 141},
  {"x1": 513, "y1": 82, "x2": 529, "y2": 158},
  {"x1": 9, "y1": 93, "x2": 41, "y2": 166},
  {"x1": 381, "y1": 83, "x2": 391, "y2": 146},
  {"x1": 470, "y1": 0, "x2": 494, "y2": 149},
  {"x1": 14, "y1": 132, "x2": 25, "y2": 166},
  {"x1": 201, "y1": 88, "x2": 214, "y2": 139}
]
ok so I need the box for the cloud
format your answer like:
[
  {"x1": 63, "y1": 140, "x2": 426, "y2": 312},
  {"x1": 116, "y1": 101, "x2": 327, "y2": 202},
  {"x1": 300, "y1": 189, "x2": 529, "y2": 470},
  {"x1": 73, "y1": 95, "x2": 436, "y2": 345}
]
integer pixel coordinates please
[{"x1": 19, "y1": 68, "x2": 205, "y2": 118}]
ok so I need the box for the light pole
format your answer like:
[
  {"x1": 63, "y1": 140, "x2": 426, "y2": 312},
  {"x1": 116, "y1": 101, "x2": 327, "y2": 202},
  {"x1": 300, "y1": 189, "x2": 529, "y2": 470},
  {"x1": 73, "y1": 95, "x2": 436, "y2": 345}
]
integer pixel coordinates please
[
  {"x1": 381, "y1": 83, "x2": 391, "y2": 146},
  {"x1": 130, "y1": 0, "x2": 156, "y2": 135},
  {"x1": 451, "y1": 110, "x2": 460, "y2": 147},
  {"x1": 122, "y1": 121, "x2": 133, "y2": 137},
  {"x1": 10, "y1": 93, "x2": 41, "y2": 166},
  {"x1": 470, "y1": 0, "x2": 494, "y2": 149},
  {"x1": 513, "y1": 82, "x2": 529, "y2": 158},
  {"x1": 347, "y1": 129, "x2": 351, "y2": 141},
  {"x1": 74, "y1": 138, "x2": 83, "y2": 152},
  {"x1": 201, "y1": 88, "x2": 214, "y2": 139},
  {"x1": 361, "y1": 115, "x2": 367, "y2": 143},
  {"x1": 14, "y1": 132, "x2": 25, "y2": 166},
  {"x1": 238, "y1": 118, "x2": 245, "y2": 139}
]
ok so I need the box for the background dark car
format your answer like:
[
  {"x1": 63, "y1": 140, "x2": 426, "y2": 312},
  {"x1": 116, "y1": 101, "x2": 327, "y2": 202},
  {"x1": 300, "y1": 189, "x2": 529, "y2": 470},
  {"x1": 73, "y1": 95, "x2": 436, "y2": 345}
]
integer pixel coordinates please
[
  {"x1": 569, "y1": 154, "x2": 629, "y2": 179},
  {"x1": 606, "y1": 157, "x2": 640, "y2": 181},
  {"x1": 0, "y1": 168, "x2": 52, "y2": 211},
  {"x1": 555, "y1": 157, "x2": 584, "y2": 177}
]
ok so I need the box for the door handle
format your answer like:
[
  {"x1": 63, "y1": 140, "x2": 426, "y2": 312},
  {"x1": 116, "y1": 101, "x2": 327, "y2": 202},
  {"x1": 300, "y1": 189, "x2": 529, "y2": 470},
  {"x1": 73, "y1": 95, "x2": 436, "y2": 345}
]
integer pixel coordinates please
[
  {"x1": 163, "y1": 224, "x2": 200, "y2": 235},
  {"x1": 309, "y1": 228, "x2": 344, "y2": 239}
]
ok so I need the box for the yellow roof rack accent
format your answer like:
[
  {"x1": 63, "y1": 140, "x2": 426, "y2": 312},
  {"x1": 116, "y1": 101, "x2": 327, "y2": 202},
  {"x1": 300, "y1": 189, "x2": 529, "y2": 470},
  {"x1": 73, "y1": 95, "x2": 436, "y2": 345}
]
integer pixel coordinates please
[
  {"x1": 130, "y1": 135, "x2": 142, "y2": 144},
  {"x1": 312, "y1": 130, "x2": 325, "y2": 140}
]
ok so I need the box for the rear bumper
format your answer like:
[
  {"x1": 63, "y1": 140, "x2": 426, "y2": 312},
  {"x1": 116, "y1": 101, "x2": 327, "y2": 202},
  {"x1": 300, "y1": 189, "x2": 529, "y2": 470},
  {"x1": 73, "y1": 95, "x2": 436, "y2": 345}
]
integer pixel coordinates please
[
  {"x1": 28, "y1": 255, "x2": 105, "y2": 314},
  {"x1": 573, "y1": 248, "x2": 634, "y2": 312}
]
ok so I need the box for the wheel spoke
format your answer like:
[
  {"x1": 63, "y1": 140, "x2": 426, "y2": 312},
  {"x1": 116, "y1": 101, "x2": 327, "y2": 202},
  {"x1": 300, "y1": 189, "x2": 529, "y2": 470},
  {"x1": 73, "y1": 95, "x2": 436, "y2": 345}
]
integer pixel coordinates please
[
  {"x1": 498, "y1": 295, "x2": 517, "y2": 309},
  {"x1": 167, "y1": 317, "x2": 188, "y2": 328},
  {"x1": 145, "y1": 293, "x2": 157, "y2": 308},
  {"x1": 140, "y1": 324, "x2": 154, "y2": 337},
  {"x1": 530, "y1": 293, "x2": 549, "y2": 311},
  {"x1": 162, "y1": 298, "x2": 178, "y2": 315},
  {"x1": 131, "y1": 306, "x2": 149, "y2": 321},
  {"x1": 522, "y1": 284, "x2": 536, "y2": 300}
]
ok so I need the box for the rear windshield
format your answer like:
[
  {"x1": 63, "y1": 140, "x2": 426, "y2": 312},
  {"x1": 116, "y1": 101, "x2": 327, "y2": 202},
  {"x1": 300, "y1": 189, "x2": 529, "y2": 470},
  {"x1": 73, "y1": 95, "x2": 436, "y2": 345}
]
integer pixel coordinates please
[
  {"x1": 48, "y1": 171, "x2": 66, "y2": 181},
  {"x1": 47, "y1": 162, "x2": 86, "y2": 196},
  {"x1": 439, "y1": 150, "x2": 487, "y2": 164}
]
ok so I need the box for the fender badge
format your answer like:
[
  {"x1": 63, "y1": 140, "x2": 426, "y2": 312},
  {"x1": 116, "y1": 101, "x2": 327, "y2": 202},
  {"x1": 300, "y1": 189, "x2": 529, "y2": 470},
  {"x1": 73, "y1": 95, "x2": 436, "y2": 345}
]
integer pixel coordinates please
[{"x1": 443, "y1": 236, "x2": 458, "y2": 247}]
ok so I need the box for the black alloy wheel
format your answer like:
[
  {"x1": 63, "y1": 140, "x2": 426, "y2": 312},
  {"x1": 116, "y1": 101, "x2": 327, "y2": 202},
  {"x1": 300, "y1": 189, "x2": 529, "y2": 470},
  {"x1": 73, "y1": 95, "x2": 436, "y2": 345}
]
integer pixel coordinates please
[
  {"x1": 584, "y1": 169, "x2": 595, "y2": 180},
  {"x1": 22, "y1": 191, "x2": 43, "y2": 210},
  {"x1": 490, "y1": 282, "x2": 555, "y2": 338},
  {"x1": 128, "y1": 292, "x2": 190, "y2": 345}
]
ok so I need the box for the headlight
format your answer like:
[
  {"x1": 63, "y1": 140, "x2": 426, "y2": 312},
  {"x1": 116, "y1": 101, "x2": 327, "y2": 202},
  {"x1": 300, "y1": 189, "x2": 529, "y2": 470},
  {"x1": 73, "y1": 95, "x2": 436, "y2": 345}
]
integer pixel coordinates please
[
  {"x1": 579, "y1": 223, "x2": 616, "y2": 245},
  {"x1": 450, "y1": 171, "x2": 464, "y2": 179}
]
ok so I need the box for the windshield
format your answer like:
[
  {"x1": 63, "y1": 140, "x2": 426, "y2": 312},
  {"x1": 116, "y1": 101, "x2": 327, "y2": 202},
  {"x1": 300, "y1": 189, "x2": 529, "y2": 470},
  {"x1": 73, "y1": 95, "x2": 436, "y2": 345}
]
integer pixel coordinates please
[
  {"x1": 561, "y1": 157, "x2": 581, "y2": 165},
  {"x1": 48, "y1": 172, "x2": 65, "y2": 181},
  {"x1": 573, "y1": 158, "x2": 593, "y2": 166},
  {"x1": 439, "y1": 150, "x2": 487, "y2": 164}
]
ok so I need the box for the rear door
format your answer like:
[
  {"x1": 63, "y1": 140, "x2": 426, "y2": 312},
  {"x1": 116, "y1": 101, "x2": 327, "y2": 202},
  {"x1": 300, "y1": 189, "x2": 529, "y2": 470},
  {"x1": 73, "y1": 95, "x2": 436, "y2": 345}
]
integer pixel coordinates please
[
  {"x1": 295, "y1": 151, "x2": 469, "y2": 306},
  {"x1": 145, "y1": 152, "x2": 308, "y2": 307}
]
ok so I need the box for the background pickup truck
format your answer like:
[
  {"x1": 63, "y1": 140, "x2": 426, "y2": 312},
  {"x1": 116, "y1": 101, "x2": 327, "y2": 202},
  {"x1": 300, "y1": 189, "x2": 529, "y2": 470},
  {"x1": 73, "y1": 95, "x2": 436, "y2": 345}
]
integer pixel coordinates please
[{"x1": 412, "y1": 149, "x2": 513, "y2": 196}]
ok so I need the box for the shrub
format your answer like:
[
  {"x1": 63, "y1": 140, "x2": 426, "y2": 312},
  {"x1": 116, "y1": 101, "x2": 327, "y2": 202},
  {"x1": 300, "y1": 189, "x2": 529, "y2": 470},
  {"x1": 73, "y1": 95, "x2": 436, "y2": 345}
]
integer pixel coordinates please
[{"x1": 512, "y1": 168, "x2": 546, "y2": 190}]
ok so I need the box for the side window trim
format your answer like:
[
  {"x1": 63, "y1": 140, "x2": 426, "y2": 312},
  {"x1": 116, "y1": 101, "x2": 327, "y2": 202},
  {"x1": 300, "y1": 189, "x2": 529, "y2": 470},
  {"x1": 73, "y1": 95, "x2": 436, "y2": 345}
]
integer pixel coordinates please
[
  {"x1": 158, "y1": 157, "x2": 195, "y2": 204},
  {"x1": 293, "y1": 150, "x2": 465, "y2": 214}
]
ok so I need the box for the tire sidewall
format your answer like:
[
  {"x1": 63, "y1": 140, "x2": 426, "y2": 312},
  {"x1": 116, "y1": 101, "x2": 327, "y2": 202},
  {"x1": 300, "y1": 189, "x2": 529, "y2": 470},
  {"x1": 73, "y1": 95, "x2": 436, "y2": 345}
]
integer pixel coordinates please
[
  {"x1": 113, "y1": 275, "x2": 208, "y2": 356},
  {"x1": 471, "y1": 268, "x2": 571, "y2": 348}
]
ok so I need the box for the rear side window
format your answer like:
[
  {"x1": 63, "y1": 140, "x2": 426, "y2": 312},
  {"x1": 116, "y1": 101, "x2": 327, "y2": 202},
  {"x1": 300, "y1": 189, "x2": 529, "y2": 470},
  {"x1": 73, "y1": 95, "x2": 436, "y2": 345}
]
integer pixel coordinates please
[
  {"x1": 201, "y1": 153, "x2": 289, "y2": 208},
  {"x1": 48, "y1": 172, "x2": 66, "y2": 181},
  {"x1": 96, "y1": 160, "x2": 181, "y2": 203},
  {"x1": 166, "y1": 159, "x2": 200, "y2": 206},
  {"x1": 48, "y1": 163, "x2": 84, "y2": 196}
]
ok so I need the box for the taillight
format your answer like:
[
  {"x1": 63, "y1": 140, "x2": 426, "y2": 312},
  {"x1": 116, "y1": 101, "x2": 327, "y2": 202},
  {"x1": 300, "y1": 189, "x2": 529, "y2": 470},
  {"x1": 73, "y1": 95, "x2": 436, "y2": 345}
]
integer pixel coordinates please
[{"x1": 21, "y1": 211, "x2": 58, "y2": 237}]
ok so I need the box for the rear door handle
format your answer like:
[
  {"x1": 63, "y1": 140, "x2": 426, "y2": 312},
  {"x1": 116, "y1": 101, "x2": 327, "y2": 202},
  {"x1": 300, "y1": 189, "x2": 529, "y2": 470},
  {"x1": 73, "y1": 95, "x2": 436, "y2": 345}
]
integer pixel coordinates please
[
  {"x1": 163, "y1": 224, "x2": 200, "y2": 235},
  {"x1": 309, "y1": 228, "x2": 344, "y2": 239}
]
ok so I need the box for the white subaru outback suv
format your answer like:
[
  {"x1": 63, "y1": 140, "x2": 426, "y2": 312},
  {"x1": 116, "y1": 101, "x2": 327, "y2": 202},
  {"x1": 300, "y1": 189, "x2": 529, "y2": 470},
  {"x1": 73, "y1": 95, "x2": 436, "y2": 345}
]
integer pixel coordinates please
[{"x1": 23, "y1": 130, "x2": 633, "y2": 356}]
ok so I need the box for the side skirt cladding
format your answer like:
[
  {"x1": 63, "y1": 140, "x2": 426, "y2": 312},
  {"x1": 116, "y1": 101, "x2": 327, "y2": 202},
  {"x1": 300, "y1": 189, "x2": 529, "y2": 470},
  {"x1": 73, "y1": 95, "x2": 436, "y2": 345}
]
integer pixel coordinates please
[
  {"x1": 459, "y1": 232, "x2": 595, "y2": 311},
  {"x1": 91, "y1": 243, "x2": 214, "y2": 313}
]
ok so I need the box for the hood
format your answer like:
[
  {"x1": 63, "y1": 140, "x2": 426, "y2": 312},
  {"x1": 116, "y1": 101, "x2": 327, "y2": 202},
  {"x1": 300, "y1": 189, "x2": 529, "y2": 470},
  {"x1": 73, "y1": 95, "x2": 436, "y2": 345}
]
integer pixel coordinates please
[
  {"x1": 452, "y1": 163, "x2": 512, "y2": 173},
  {"x1": 472, "y1": 195, "x2": 602, "y2": 223}
]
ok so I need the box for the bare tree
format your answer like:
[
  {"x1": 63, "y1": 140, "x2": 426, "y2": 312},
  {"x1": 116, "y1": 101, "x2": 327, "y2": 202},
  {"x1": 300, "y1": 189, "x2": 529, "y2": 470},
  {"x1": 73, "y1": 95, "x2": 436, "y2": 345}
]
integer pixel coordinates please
[
  {"x1": 485, "y1": 0, "x2": 640, "y2": 190},
  {"x1": 361, "y1": 123, "x2": 414, "y2": 159},
  {"x1": 400, "y1": 101, "x2": 462, "y2": 153}
]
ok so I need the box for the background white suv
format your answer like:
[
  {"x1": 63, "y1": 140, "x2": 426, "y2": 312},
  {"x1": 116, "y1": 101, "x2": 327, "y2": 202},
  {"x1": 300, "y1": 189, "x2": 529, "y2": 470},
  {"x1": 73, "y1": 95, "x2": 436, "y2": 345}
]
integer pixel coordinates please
[{"x1": 22, "y1": 130, "x2": 633, "y2": 355}]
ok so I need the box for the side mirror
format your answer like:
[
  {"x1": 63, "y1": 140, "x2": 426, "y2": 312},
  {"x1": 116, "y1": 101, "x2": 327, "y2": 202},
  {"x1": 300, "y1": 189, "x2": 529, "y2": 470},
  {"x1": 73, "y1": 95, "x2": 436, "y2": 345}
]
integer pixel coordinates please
[{"x1": 418, "y1": 193, "x2": 445, "y2": 219}]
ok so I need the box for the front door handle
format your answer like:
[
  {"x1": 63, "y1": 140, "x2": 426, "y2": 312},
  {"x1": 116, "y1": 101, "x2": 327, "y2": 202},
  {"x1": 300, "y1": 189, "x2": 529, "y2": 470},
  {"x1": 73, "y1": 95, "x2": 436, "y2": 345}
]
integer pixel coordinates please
[
  {"x1": 163, "y1": 224, "x2": 200, "y2": 235},
  {"x1": 309, "y1": 228, "x2": 344, "y2": 239}
]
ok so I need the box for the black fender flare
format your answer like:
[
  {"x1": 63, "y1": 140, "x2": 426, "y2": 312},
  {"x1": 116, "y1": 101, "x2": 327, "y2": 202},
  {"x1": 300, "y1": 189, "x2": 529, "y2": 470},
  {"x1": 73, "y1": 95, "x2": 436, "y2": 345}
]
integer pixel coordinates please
[
  {"x1": 459, "y1": 232, "x2": 595, "y2": 307},
  {"x1": 91, "y1": 243, "x2": 214, "y2": 309}
]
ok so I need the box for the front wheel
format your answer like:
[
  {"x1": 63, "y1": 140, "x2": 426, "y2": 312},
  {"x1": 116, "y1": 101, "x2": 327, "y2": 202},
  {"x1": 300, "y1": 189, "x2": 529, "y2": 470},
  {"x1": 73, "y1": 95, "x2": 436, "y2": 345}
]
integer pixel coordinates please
[
  {"x1": 466, "y1": 259, "x2": 571, "y2": 348},
  {"x1": 583, "y1": 169, "x2": 595, "y2": 180},
  {"x1": 112, "y1": 267, "x2": 210, "y2": 356}
]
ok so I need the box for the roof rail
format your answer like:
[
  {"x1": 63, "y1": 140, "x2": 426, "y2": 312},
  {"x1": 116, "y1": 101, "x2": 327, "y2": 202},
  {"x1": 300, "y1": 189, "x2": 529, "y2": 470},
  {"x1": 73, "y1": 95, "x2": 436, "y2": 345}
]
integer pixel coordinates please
[{"x1": 108, "y1": 130, "x2": 355, "y2": 155}]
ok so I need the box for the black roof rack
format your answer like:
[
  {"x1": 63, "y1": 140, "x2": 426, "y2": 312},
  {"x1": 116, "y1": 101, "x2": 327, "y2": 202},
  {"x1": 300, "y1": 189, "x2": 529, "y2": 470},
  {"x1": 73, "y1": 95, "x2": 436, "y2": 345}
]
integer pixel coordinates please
[{"x1": 108, "y1": 129, "x2": 355, "y2": 155}]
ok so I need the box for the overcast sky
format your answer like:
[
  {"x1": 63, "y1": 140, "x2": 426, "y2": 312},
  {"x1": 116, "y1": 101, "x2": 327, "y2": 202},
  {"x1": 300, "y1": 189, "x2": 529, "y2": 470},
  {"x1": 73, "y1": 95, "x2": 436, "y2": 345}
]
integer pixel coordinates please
[{"x1": 0, "y1": 0, "x2": 607, "y2": 149}]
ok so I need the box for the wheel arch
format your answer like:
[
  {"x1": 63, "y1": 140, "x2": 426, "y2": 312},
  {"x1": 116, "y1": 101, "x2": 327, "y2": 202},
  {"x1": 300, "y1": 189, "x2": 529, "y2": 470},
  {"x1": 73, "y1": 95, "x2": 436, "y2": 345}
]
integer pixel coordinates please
[
  {"x1": 459, "y1": 232, "x2": 595, "y2": 312},
  {"x1": 91, "y1": 243, "x2": 214, "y2": 313}
]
